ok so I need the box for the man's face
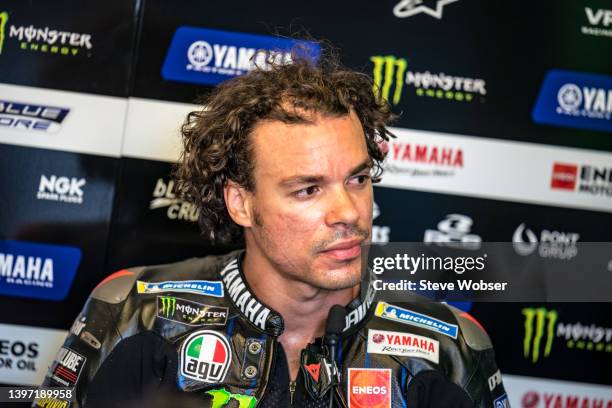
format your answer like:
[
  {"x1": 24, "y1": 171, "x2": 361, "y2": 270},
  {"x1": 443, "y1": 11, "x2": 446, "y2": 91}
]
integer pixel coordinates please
[{"x1": 244, "y1": 110, "x2": 373, "y2": 290}]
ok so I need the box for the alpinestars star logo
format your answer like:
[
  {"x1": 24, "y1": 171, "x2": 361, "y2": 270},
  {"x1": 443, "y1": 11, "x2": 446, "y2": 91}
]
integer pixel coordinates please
[{"x1": 393, "y1": 0, "x2": 460, "y2": 19}]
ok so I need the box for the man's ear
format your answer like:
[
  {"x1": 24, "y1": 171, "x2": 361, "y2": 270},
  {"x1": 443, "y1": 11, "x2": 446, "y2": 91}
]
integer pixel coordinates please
[{"x1": 224, "y1": 180, "x2": 253, "y2": 228}]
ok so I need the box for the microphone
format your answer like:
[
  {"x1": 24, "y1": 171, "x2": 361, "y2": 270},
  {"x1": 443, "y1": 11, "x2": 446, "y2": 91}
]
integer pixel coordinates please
[{"x1": 324, "y1": 305, "x2": 347, "y2": 408}]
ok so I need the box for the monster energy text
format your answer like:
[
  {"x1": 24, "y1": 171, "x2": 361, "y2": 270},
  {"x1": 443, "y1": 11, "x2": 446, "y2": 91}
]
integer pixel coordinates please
[
  {"x1": 0, "y1": 11, "x2": 93, "y2": 57},
  {"x1": 371, "y1": 55, "x2": 486, "y2": 105},
  {"x1": 156, "y1": 296, "x2": 228, "y2": 326},
  {"x1": 522, "y1": 307, "x2": 612, "y2": 363}
]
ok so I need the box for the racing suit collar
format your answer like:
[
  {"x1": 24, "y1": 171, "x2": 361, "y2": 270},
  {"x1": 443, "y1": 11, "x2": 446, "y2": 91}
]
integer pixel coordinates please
[
  {"x1": 218, "y1": 253, "x2": 285, "y2": 336},
  {"x1": 218, "y1": 252, "x2": 376, "y2": 338}
]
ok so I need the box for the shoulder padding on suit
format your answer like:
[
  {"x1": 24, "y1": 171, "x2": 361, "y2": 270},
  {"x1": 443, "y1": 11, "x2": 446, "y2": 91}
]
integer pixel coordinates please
[
  {"x1": 91, "y1": 268, "x2": 142, "y2": 304},
  {"x1": 448, "y1": 305, "x2": 492, "y2": 351}
]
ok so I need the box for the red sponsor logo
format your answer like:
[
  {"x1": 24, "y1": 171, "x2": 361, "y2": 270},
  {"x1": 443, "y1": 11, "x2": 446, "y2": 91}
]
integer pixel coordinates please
[
  {"x1": 388, "y1": 141, "x2": 464, "y2": 168},
  {"x1": 521, "y1": 391, "x2": 612, "y2": 408},
  {"x1": 305, "y1": 363, "x2": 320, "y2": 383},
  {"x1": 381, "y1": 333, "x2": 436, "y2": 352},
  {"x1": 551, "y1": 163, "x2": 578, "y2": 190},
  {"x1": 372, "y1": 334, "x2": 385, "y2": 344},
  {"x1": 522, "y1": 391, "x2": 539, "y2": 408},
  {"x1": 348, "y1": 368, "x2": 391, "y2": 408}
]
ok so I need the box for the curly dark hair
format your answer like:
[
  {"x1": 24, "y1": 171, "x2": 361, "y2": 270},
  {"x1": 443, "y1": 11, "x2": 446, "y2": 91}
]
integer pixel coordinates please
[{"x1": 174, "y1": 49, "x2": 397, "y2": 246}]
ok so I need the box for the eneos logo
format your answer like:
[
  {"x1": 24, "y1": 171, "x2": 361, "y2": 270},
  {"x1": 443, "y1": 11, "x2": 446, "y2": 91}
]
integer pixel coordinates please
[
  {"x1": 550, "y1": 163, "x2": 577, "y2": 190},
  {"x1": 550, "y1": 162, "x2": 612, "y2": 197},
  {"x1": 180, "y1": 330, "x2": 231, "y2": 383},
  {"x1": 347, "y1": 368, "x2": 391, "y2": 408},
  {"x1": 162, "y1": 27, "x2": 320, "y2": 86}
]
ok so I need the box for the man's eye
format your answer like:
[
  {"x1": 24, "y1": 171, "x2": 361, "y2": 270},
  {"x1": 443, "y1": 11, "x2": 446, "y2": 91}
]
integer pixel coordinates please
[
  {"x1": 294, "y1": 186, "x2": 319, "y2": 198},
  {"x1": 350, "y1": 174, "x2": 370, "y2": 185}
]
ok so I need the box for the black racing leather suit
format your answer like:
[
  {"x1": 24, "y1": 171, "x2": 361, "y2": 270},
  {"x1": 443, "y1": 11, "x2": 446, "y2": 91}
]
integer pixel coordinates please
[{"x1": 34, "y1": 251, "x2": 509, "y2": 408}]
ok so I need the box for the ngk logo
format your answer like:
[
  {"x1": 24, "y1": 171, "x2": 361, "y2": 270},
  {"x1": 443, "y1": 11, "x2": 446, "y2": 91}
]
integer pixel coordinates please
[{"x1": 36, "y1": 174, "x2": 86, "y2": 204}]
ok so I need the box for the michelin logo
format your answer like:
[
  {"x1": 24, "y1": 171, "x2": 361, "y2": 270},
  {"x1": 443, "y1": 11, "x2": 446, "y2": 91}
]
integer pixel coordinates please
[
  {"x1": 375, "y1": 301, "x2": 458, "y2": 339},
  {"x1": 136, "y1": 280, "x2": 224, "y2": 298},
  {"x1": 162, "y1": 27, "x2": 319, "y2": 86}
]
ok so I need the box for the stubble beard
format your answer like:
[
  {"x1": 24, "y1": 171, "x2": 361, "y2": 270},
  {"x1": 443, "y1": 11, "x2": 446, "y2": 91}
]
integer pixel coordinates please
[{"x1": 250, "y1": 206, "x2": 369, "y2": 291}]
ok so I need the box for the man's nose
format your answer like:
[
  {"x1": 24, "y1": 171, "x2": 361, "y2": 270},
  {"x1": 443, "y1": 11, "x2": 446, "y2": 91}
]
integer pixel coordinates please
[{"x1": 325, "y1": 186, "x2": 360, "y2": 228}]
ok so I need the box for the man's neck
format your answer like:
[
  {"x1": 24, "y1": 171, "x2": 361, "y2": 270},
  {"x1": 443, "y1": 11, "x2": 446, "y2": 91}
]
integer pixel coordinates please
[{"x1": 241, "y1": 249, "x2": 358, "y2": 380}]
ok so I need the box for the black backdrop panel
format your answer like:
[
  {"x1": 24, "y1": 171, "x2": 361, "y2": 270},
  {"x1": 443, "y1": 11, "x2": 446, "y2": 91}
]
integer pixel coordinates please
[
  {"x1": 471, "y1": 302, "x2": 612, "y2": 386},
  {"x1": 105, "y1": 157, "x2": 238, "y2": 274},
  {"x1": 132, "y1": 0, "x2": 612, "y2": 150},
  {"x1": 0, "y1": 143, "x2": 117, "y2": 329},
  {"x1": 373, "y1": 186, "x2": 612, "y2": 242},
  {"x1": 0, "y1": 0, "x2": 139, "y2": 96}
]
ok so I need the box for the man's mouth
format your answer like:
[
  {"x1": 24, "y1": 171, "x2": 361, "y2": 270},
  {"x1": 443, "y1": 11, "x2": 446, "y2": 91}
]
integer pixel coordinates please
[{"x1": 320, "y1": 239, "x2": 363, "y2": 262}]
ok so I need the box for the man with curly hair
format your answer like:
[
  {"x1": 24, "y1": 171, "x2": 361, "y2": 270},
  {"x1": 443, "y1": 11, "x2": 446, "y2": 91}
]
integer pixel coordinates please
[{"x1": 36, "y1": 52, "x2": 507, "y2": 408}]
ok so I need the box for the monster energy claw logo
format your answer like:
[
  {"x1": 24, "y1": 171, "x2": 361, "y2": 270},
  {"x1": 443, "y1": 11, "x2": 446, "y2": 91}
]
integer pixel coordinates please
[
  {"x1": 371, "y1": 55, "x2": 407, "y2": 105},
  {"x1": 159, "y1": 296, "x2": 176, "y2": 317},
  {"x1": 206, "y1": 388, "x2": 257, "y2": 408},
  {"x1": 522, "y1": 307, "x2": 558, "y2": 363},
  {"x1": 0, "y1": 12, "x2": 8, "y2": 54}
]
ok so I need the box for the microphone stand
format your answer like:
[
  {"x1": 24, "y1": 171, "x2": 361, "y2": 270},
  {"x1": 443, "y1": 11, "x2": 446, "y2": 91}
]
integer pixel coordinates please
[{"x1": 324, "y1": 305, "x2": 347, "y2": 408}]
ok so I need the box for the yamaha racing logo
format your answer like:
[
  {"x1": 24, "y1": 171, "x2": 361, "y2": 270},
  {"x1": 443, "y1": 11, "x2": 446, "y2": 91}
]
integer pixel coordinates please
[
  {"x1": 533, "y1": 70, "x2": 612, "y2": 132},
  {"x1": 162, "y1": 27, "x2": 319, "y2": 86},
  {"x1": 0, "y1": 240, "x2": 81, "y2": 301}
]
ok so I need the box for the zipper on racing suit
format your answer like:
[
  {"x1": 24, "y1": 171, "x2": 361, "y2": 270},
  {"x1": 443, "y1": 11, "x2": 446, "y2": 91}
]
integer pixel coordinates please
[{"x1": 289, "y1": 380, "x2": 296, "y2": 406}]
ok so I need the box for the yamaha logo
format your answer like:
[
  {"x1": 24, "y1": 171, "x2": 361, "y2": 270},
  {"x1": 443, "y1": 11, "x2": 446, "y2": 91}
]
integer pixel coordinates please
[
  {"x1": 557, "y1": 84, "x2": 582, "y2": 112},
  {"x1": 187, "y1": 40, "x2": 213, "y2": 70}
]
